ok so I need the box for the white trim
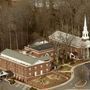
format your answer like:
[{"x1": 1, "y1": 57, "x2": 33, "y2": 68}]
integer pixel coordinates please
[
  {"x1": 46, "y1": 64, "x2": 48, "y2": 67},
  {"x1": 29, "y1": 68, "x2": 31, "y2": 70},
  {"x1": 33, "y1": 60, "x2": 44, "y2": 65},
  {"x1": 0, "y1": 54, "x2": 31, "y2": 67},
  {"x1": 46, "y1": 69, "x2": 48, "y2": 71},
  {"x1": 34, "y1": 71, "x2": 37, "y2": 76},
  {"x1": 40, "y1": 70, "x2": 43, "y2": 75},
  {"x1": 45, "y1": 53, "x2": 50, "y2": 56},
  {"x1": 40, "y1": 65, "x2": 43, "y2": 68},
  {"x1": 34, "y1": 66, "x2": 37, "y2": 69},
  {"x1": 29, "y1": 73, "x2": 31, "y2": 76},
  {"x1": 0, "y1": 56, "x2": 29, "y2": 67}
]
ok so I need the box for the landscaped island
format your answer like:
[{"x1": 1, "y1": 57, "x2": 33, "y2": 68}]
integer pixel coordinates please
[{"x1": 28, "y1": 60, "x2": 90, "y2": 89}]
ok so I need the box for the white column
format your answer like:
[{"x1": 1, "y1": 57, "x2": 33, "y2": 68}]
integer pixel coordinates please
[
  {"x1": 82, "y1": 48, "x2": 85, "y2": 59},
  {"x1": 87, "y1": 48, "x2": 89, "y2": 59}
]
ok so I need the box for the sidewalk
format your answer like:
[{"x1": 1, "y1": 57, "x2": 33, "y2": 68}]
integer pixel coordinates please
[
  {"x1": 5, "y1": 60, "x2": 90, "y2": 90},
  {"x1": 39, "y1": 60, "x2": 90, "y2": 90}
]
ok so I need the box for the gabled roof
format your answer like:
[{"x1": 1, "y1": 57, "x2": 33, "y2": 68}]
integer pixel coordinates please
[
  {"x1": 0, "y1": 49, "x2": 49, "y2": 67},
  {"x1": 49, "y1": 31, "x2": 90, "y2": 48}
]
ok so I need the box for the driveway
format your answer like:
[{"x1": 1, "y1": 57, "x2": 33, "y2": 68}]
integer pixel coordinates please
[
  {"x1": 52, "y1": 63, "x2": 90, "y2": 90},
  {"x1": 0, "y1": 80, "x2": 30, "y2": 90},
  {"x1": 0, "y1": 63, "x2": 90, "y2": 90}
]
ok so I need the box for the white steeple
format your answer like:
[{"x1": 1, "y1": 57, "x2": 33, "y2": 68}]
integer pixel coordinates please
[{"x1": 82, "y1": 16, "x2": 89, "y2": 40}]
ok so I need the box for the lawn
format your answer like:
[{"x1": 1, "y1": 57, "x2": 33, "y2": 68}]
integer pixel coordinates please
[
  {"x1": 59, "y1": 65, "x2": 72, "y2": 71},
  {"x1": 28, "y1": 72, "x2": 71, "y2": 89},
  {"x1": 70, "y1": 60, "x2": 89, "y2": 66},
  {"x1": 28, "y1": 60, "x2": 89, "y2": 89}
]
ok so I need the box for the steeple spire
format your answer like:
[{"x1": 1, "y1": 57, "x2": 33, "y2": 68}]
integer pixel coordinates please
[
  {"x1": 84, "y1": 16, "x2": 87, "y2": 31},
  {"x1": 82, "y1": 15, "x2": 89, "y2": 40}
]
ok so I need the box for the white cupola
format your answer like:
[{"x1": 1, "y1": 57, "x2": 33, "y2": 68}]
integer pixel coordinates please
[{"x1": 82, "y1": 16, "x2": 89, "y2": 40}]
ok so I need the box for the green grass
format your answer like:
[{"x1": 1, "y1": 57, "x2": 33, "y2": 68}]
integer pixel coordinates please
[{"x1": 60, "y1": 65, "x2": 71, "y2": 71}]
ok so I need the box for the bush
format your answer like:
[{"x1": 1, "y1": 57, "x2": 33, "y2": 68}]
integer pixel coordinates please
[
  {"x1": 30, "y1": 87, "x2": 37, "y2": 90},
  {"x1": 8, "y1": 79, "x2": 15, "y2": 85}
]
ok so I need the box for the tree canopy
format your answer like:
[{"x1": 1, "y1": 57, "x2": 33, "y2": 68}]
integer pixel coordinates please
[{"x1": 0, "y1": 0, "x2": 90, "y2": 51}]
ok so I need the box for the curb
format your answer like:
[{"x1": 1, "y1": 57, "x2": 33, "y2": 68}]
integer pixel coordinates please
[{"x1": 39, "y1": 61, "x2": 90, "y2": 90}]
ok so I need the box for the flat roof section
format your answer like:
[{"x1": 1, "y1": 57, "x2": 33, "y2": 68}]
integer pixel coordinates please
[{"x1": 31, "y1": 43, "x2": 54, "y2": 51}]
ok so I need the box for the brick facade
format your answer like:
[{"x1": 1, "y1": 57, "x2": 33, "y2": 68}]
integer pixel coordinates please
[
  {"x1": 0, "y1": 43, "x2": 55, "y2": 83},
  {"x1": 29, "y1": 48, "x2": 55, "y2": 60},
  {"x1": 0, "y1": 57, "x2": 52, "y2": 83}
]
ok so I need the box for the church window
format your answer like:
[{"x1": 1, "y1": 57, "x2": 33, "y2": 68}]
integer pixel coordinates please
[
  {"x1": 46, "y1": 64, "x2": 48, "y2": 67},
  {"x1": 29, "y1": 68, "x2": 31, "y2": 70},
  {"x1": 34, "y1": 66, "x2": 37, "y2": 69},
  {"x1": 29, "y1": 73, "x2": 31, "y2": 75},
  {"x1": 46, "y1": 69, "x2": 48, "y2": 71},
  {"x1": 51, "y1": 53, "x2": 53, "y2": 56},
  {"x1": 40, "y1": 65, "x2": 42, "y2": 68}
]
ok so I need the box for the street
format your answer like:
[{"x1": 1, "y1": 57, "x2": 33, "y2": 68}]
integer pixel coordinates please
[
  {"x1": 52, "y1": 63, "x2": 90, "y2": 90},
  {"x1": 0, "y1": 63, "x2": 90, "y2": 90},
  {"x1": 0, "y1": 80, "x2": 30, "y2": 90}
]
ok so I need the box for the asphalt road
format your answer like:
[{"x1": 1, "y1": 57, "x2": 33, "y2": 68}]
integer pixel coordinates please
[
  {"x1": 52, "y1": 64, "x2": 90, "y2": 90},
  {"x1": 0, "y1": 63, "x2": 90, "y2": 90},
  {"x1": 0, "y1": 80, "x2": 30, "y2": 90}
]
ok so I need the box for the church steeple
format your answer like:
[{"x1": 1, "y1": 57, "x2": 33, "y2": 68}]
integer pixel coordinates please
[{"x1": 82, "y1": 16, "x2": 89, "y2": 40}]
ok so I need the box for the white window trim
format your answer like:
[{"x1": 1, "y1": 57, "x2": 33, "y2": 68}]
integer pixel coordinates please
[
  {"x1": 40, "y1": 70, "x2": 43, "y2": 75},
  {"x1": 34, "y1": 66, "x2": 37, "y2": 69},
  {"x1": 40, "y1": 65, "x2": 42, "y2": 68},
  {"x1": 46, "y1": 64, "x2": 48, "y2": 67},
  {"x1": 35, "y1": 71, "x2": 37, "y2": 76},
  {"x1": 29, "y1": 68, "x2": 31, "y2": 70},
  {"x1": 29, "y1": 73, "x2": 31, "y2": 75}
]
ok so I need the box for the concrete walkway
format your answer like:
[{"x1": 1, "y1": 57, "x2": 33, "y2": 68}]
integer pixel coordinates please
[{"x1": 39, "y1": 61, "x2": 90, "y2": 90}]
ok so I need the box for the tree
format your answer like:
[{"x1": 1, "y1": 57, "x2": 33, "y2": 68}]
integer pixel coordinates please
[{"x1": 30, "y1": 87, "x2": 37, "y2": 90}]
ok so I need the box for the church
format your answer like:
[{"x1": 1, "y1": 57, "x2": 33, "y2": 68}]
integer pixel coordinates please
[{"x1": 49, "y1": 16, "x2": 90, "y2": 60}]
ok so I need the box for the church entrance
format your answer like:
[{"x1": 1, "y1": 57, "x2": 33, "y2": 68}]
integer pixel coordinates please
[{"x1": 89, "y1": 48, "x2": 90, "y2": 59}]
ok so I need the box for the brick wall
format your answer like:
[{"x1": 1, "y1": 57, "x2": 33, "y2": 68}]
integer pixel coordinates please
[
  {"x1": 29, "y1": 48, "x2": 55, "y2": 60},
  {"x1": 28, "y1": 61, "x2": 51, "y2": 77},
  {"x1": 0, "y1": 58, "x2": 52, "y2": 83}
]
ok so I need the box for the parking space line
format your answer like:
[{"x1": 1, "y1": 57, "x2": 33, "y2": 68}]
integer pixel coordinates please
[
  {"x1": 22, "y1": 86, "x2": 27, "y2": 90},
  {"x1": 15, "y1": 83, "x2": 21, "y2": 87}
]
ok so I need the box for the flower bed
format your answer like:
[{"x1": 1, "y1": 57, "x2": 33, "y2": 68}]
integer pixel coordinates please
[{"x1": 29, "y1": 72, "x2": 71, "y2": 89}]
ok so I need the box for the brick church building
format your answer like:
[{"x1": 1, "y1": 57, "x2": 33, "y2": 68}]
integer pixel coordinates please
[
  {"x1": 49, "y1": 16, "x2": 90, "y2": 60},
  {"x1": 0, "y1": 16, "x2": 90, "y2": 84},
  {"x1": 0, "y1": 43, "x2": 55, "y2": 83}
]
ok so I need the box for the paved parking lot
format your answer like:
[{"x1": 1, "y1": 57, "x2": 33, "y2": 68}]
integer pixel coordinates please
[
  {"x1": 0, "y1": 80, "x2": 30, "y2": 90},
  {"x1": 52, "y1": 64, "x2": 90, "y2": 90}
]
